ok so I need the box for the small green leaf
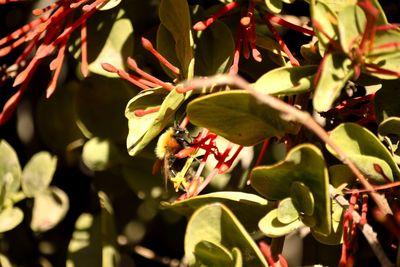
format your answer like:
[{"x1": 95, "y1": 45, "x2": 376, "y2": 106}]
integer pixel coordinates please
[
  {"x1": 290, "y1": 181, "x2": 314, "y2": 216},
  {"x1": 185, "y1": 203, "x2": 268, "y2": 266},
  {"x1": 327, "y1": 123, "x2": 400, "y2": 182},
  {"x1": 0, "y1": 140, "x2": 21, "y2": 206},
  {"x1": 337, "y1": 5, "x2": 366, "y2": 53},
  {"x1": 251, "y1": 144, "x2": 331, "y2": 235},
  {"x1": 0, "y1": 254, "x2": 12, "y2": 267},
  {"x1": 82, "y1": 138, "x2": 121, "y2": 171},
  {"x1": 31, "y1": 187, "x2": 69, "y2": 232},
  {"x1": 75, "y1": 75, "x2": 135, "y2": 141},
  {"x1": 187, "y1": 90, "x2": 298, "y2": 146},
  {"x1": 125, "y1": 88, "x2": 186, "y2": 156},
  {"x1": 313, "y1": 52, "x2": 354, "y2": 112},
  {"x1": 231, "y1": 247, "x2": 243, "y2": 267},
  {"x1": 22, "y1": 152, "x2": 57, "y2": 197},
  {"x1": 328, "y1": 164, "x2": 356, "y2": 188},
  {"x1": 265, "y1": 0, "x2": 283, "y2": 13},
  {"x1": 277, "y1": 198, "x2": 299, "y2": 224},
  {"x1": 0, "y1": 207, "x2": 23, "y2": 233},
  {"x1": 162, "y1": 191, "x2": 272, "y2": 232},
  {"x1": 159, "y1": 0, "x2": 193, "y2": 78},
  {"x1": 254, "y1": 65, "x2": 318, "y2": 96},
  {"x1": 258, "y1": 209, "x2": 304, "y2": 238},
  {"x1": 194, "y1": 21, "x2": 234, "y2": 76}
]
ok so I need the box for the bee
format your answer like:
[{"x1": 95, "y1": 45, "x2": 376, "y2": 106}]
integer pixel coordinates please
[{"x1": 154, "y1": 125, "x2": 195, "y2": 191}]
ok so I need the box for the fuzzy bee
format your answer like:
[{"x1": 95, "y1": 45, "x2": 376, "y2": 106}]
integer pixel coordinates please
[{"x1": 154, "y1": 125, "x2": 195, "y2": 191}]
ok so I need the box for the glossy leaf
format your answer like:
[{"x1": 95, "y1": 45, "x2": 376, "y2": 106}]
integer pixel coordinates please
[
  {"x1": 162, "y1": 191, "x2": 272, "y2": 232},
  {"x1": 125, "y1": 88, "x2": 186, "y2": 156},
  {"x1": 290, "y1": 181, "x2": 314, "y2": 216},
  {"x1": 194, "y1": 21, "x2": 234, "y2": 76},
  {"x1": 187, "y1": 90, "x2": 298, "y2": 146},
  {"x1": 313, "y1": 52, "x2": 354, "y2": 112},
  {"x1": 0, "y1": 140, "x2": 21, "y2": 206},
  {"x1": 327, "y1": 123, "x2": 400, "y2": 182},
  {"x1": 31, "y1": 187, "x2": 69, "y2": 232},
  {"x1": 378, "y1": 117, "x2": 400, "y2": 140},
  {"x1": 0, "y1": 207, "x2": 23, "y2": 233},
  {"x1": 185, "y1": 203, "x2": 268, "y2": 266},
  {"x1": 159, "y1": 0, "x2": 193, "y2": 77},
  {"x1": 76, "y1": 75, "x2": 135, "y2": 142},
  {"x1": 258, "y1": 209, "x2": 304, "y2": 238},
  {"x1": 251, "y1": 144, "x2": 331, "y2": 235},
  {"x1": 315, "y1": 0, "x2": 357, "y2": 13},
  {"x1": 21, "y1": 152, "x2": 57, "y2": 197},
  {"x1": 254, "y1": 65, "x2": 318, "y2": 96}
]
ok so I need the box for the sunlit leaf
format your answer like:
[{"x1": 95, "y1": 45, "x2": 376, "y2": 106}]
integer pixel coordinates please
[
  {"x1": 327, "y1": 123, "x2": 400, "y2": 182},
  {"x1": 0, "y1": 207, "x2": 23, "y2": 233},
  {"x1": 187, "y1": 90, "x2": 298, "y2": 146},
  {"x1": 0, "y1": 140, "x2": 21, "y2": 206},
  {"x1": 258, "y1": 209, "x2": 304, "y2": 238},
  {"x1": 82, "y1": 138, "x2": 121, "y2": 171},
  {"x1": 185, "y1": 203, "x2": 268, "y2": 266},
  {"x1": 22, "y1": 152, "x2": 57, "y2": 197},
  {"x1": 277, "y1": 198, "x2": 299, "y2": 224}
]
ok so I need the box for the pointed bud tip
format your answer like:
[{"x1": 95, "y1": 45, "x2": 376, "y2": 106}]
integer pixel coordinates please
[
  {"x1": 141, "y1": 37, "x2": 153, "y2": 50},
  {"x1": 127, "y1": 57, "x2": 138, "y2": 69},
  {"x1": 101, "y1": 62, "x2": 117, "y2": 73}
]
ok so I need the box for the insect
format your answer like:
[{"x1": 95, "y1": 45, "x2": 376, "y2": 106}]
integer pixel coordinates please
[{"x1": 154, "y1": 125, "x2": 195, "y2": 191}]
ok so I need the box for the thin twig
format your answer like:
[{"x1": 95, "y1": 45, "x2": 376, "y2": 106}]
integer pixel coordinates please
[
  {"x1": 181, "y1": 74, "x2": 392, "y2": 216},
  {"x1": 329, "y1": 185, "x2": 394, "y2": 267}
]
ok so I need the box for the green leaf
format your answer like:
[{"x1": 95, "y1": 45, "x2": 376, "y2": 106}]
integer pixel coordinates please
[
  {"x1": 378, "y1": 117, "x2": 400, "y2": 140},
  {"x1": 232, "y1": 247, "x2": 243, "y2": 267},
  {"x1": 250, "y1": 144, "x2": 331, "y2": 235},
  {"x1": 21, "y1": 152, "x2": 57, "y2": 197},
  {"x1": 0, "y1": 207, "x2": 23, "y2": 233},
  {"x1": 328, "y1": 164, "x2": 356, "y2": 188},
  {"x1": 185, "y1": 203, "x2": 268, "y2": 266},
  {"x1": 31, "y1": 187, "x2": 69, "y2": 232},
  {"x1": 314, "y1": 0, "x2": 357, "y2": 13},
  {"x1": 265, "y1": 0, "x2": 283, "y2": 13},
  {"x1": 194, "y1": 241, "x2": 235, "y2": 266},
  {"x1": 159, "y1": 0, "x2": 193, "y2": 78},
  {"x1": 310, "y1": 0, "x2": 338, "y2": 49},
  {"x1": 254, "y1": 65, "x2": 318, "y2": 96},
  {"x1": 157, "y1": 24, "x2": 182, "y2": 78},
  {"x1": 194, "y1": 21, "x2": 234, "y2": 76},
  {"x1": 327, "y1": 123, "x2": 400, "y2": 182},
  {"x1": 290, "y1": 181, "x2": 314, "y2": 216},
  {"x1": 125, "y1": 88, "x2": 186, "y2": 156},
  {"x1": 69, "y1": 8, "x2": 133, "y2": 78},
  {"x1": 75, "y1": 75, "x2": 135, "y2": 142},
  {"x1": 258, "y1": 209, "x2": 304, "y2": 238},
  {"x1": 162, "y1": 191, "x2": 272, "y2": 232},
  {"x1": 0, "y1": 140, "x2": 21, "y2": 206},
  {"x1": 337, "y1": 5, "x2": 366, "y2": 53},
  {"x1": 0, "y1": 254, "x2": 12, "y2": 267},
  {"x1": 187, "y1": 90, "x2": 298, "y2": 146},
  {"x1": 82, "y1": 138, "x2": 121, "y2": 171},
  {"x1": 277, "y1": 198, "x2": 299, "y2": 224},
  {"x1": 313, "y1": 52, "x2": 354, "y2": 112}
]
